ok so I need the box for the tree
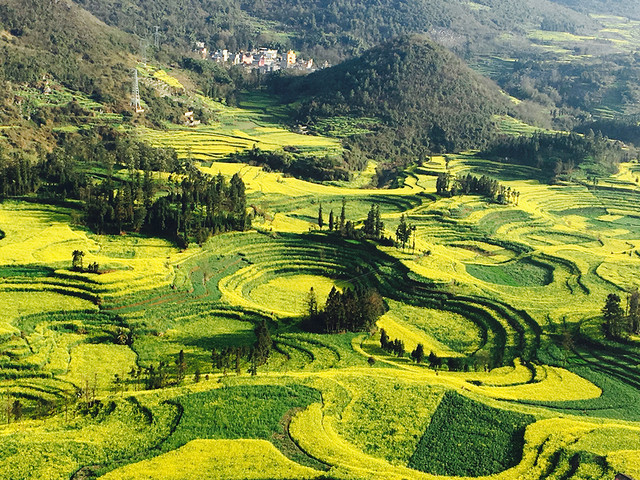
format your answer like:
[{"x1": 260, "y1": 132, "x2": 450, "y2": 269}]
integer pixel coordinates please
[
  {"x1": 364, "y1": 204, "x2": 375, "y2": 236},
  {"x1": 393, "y1": 339, "x2": 405, "y2": 357},
  {"x1": 72, "y1": 250, "x2": 85, "y2": 270},
  {"x1": 603, "y1": 293, "x2": 626, "y2": 338},
  {"x1": 436, "y1": 173, "x2": 450, "y2": 194},
  {"x1": 10, "y1": 400, "x2": 22, "y2": 422},
  {"x1": 339, "y1": 198, "x2": 346, "y2": 234},
  {"x1": 629, "y1": 290, "x2": 639, "y2": 334},
  {"x1": 411, "y1": 343, "x2": 425, "y2": 363},
  {"x1": 306, "y1": 287, "x2": 318, "y2": 317},
  {"x1": 380, "y1": 328, "x2": 389, "y2": 350},
  {"x1": 428, "y1": 351, "x2": 441, "y2": 369},
  {"x1": 318, "y1": 203, "x2": 324, "y2": 229},
  {"x1": 175, "y1": 349, "x2": 187, "y2": 385},
  {"x1": 374, "y1": 205, "x2": 383, "y2": 239},
  {"x1": 253, "y1": 320, "x2": 272, "y2": 366},
  {"x1": 328, "y1": 209, "x2": 334, "y2": 231},
  {"x1": 235, "y1": 348, "x2": 242, "y2": 376},
  {"x1": 395, "y1": 214, "x2": 411, "y2": 250}
]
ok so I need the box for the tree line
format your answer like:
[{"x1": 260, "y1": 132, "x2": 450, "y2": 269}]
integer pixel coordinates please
[
  {"x1": 87, "y1": 166, "x2": 248, "y2": 247},
  {"x1": 379, "y1": 329, "x2": 489, "y2": 372},
  {"x1": 123, "y1": 320, "x2": 273, "y2": 392},
  {"x1": 482, "y1": 131, "x2": 631, "y2": 182},
  {"x1": 317, "y1": 201, "x2": 394, "y2": 246}
]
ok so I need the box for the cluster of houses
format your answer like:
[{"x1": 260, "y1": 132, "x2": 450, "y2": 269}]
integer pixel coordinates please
[{"x1": 194, "y1": 42, "x2": 328, "y2": 74}]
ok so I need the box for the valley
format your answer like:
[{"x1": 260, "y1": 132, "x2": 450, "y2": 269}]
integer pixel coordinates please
[{"x1": 1, "y1": 0, "x2": 640, "y2": 479}]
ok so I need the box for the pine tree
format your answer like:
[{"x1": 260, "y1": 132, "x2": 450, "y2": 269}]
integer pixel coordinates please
[
  {"x1": 253, "y1": 320, "x2": 272, "y2": 366},
  {"x1": 175, "y1": 349, "x2": 187, "y2": 385},
  {"x1": 411, "y1": 343, "x2": 425, "y2": 363},
  {"x1": 380, "y1": 328, "x2": 389, "y2": 350},
  {"x1": 603, "y1": 293, "x2": 626, "y2": 338},
  {"x1": 318, "y1": 203, "x2": 324, "y2": 229},
  {"x1": 628, "y1": 290, "x2": 639, "y2": 333},
  {"x1": 374, "y1": 205, "x2": 383, "y2": 239},
  {"x1": 307, "y1": 287, "x2": 318, "y2": 317},
  {"x1": 72, "y1": 250, "x2": 85, "y2": 270},
  {"x1": 395, "y1": 214, "x2": 411, "y2": 250},
  {"x1": 364, "y1": 204, "x2": 375, "y2": 236}
]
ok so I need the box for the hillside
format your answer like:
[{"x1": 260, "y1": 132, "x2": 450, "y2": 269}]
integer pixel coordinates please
[
  {"x1": 72, "y1": 0, "x2": 640, "y2": 137},
  {"x1": 551, "y1": 0, "x2": 640, "y2": 19},
  {"x1": 273, "y1": 36, "x2": 510, "y2": 162},
  {"x1": 0, "y1": 0, "x2": 135, "y2": 107},
  {"x1": 75, "y1": 0, "x2": 597, "y2": 61}
]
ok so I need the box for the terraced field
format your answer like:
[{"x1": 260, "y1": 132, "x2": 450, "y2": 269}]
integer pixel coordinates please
[
  {"x1": 138, "y1": 91, "x2": 342, "y2": 162},
  {"x1": 1, "y1": 153, "x2": 640, "y2": 479}
]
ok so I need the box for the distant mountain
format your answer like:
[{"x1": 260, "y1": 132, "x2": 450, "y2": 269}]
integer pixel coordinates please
[
  {"x1": 74, "y1": 0, "x2": 257, "y2": 52},
  {"x1": 75, "y1": 0, "x2": 598, "y2": 61},
  {"x1": 243, "y1": 0, "x2": 598, "y2": 59},
  {"x1": 273, "y1": 35, "x2": 510, "y2": 160}
]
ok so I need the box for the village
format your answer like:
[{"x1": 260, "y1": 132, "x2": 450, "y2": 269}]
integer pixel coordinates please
[{"x1": 195, "y1": 42, "x2": 330, "y2": 74}]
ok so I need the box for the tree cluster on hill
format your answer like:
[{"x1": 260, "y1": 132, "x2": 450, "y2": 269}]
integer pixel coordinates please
[
  {"x1": 436, "y1": 172, "x2": 520, "y2": 205},
  {"x1": 74, "y1": 0, "x2": 597, "y2": 64},
  {"x1": 0, "y1": 128, "x2": 248, "y2": 246},
  {"x1": 394, "y1": 214, "x2": 415, "y2": 251},
  {"x1": 379, "y1": 329, "x2": 480, "y2": 371},
  {"x1": 379, "y1": 329, "x2": 406, "y2": 358},
  {"x1": 504, "y1": 53, "x2": 640, "y2": 127},
  {"x1": 602, "y1": 291, "x2": 640, "y2": 340},
  {"x1": 317, "y1": 201, "x2": 394, "y2": 246},
  {"x1": 0, "y1": 128, "x2": 180, "y2": 202},
  {"x1": 552, "y1": 0, "x2": 640, "y2": 22},
  {"x1": 75, "y1": 0, "x2": 269, "y2": 54},
  {"x1": 210, "y1": 320, "x2": 273, "y2": 376},
  {"x1": 271, "y1": 36, "x2": 509, "y2": 168},
  {"x1": 243, "y1": 0, "x2": 595, "y2": 60},
  {"x1": 230, "y1": 146, "x2": 349, "y2": 182},
  {"x1": 305, "y1": 285, "x2": 385, "y2": 333},
  {"x1": 131, "y1": 319, "x2": 272, "y2": 390},
  {"x1": 482, "y1": 131, "x2": 630, "y2": 181},
  {"x1": 575, "y1": 117, "x2": 640, "y2": 148},
  {"x1": 88, "y1": 167, "x2": 248, "y2": 246}
]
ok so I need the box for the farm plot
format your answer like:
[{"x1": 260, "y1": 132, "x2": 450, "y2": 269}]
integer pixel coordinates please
[{"x1": 99, "y1": 439, "x2": 324, "y2": 480}]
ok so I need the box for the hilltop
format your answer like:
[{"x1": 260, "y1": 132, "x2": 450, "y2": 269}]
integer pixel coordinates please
[{"x1": 272, "y1": 36, "x2": 510, "y2": 163}]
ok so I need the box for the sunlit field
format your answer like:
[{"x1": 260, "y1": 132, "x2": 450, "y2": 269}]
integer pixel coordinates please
[{"x1": 2, "y1": 147, "x2": 640, "y2": 479}]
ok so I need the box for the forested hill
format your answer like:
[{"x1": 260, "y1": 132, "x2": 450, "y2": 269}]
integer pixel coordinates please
[
  {"x1": 272, "y1": 36, "x2": 510, "y2": 160},
  {"x1": 550, "y1": 0, "x2": 640, "y2": 20},
  {"x1": 74, "y1": 0, "x2": 597, "y2": 62},
  {"x1": 243, "y1": 0, "x2": 597, "y2": 58},
  {"x1": 0, "y1": 0, "x2": 134, "y2": 106}
]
